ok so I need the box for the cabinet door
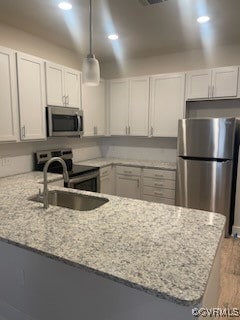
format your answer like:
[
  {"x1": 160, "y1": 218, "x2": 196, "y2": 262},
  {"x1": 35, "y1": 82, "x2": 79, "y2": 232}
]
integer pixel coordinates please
[
  {"x1": 17, "y1": 53, "x2": 46, "y2": 140},
  {"x1": 129, "y1": 77, "x2": 149, "y2": 136},
  {"x1": 83, "y1": 80, "x2": 106, "y2": 136},
  {"x1": 0, "y1": 47, "x2": 18, "y2": 142},
  {"x1": 116, "y1": 175, "x2": 141, "y2": 199},
  {"x1": 100, "y1": 176, "x2": 113, "y2": 195},
  {"x1": 82, "y1": 84, "x2": 94, "y2": 136},
  {"x1": 150, "y1": 73, "x2": 185, "y2": 137},
  {"x1": 65, "y1": 68, "x2": 81, "y2": 108},
  {"x1": 45, "y1": 62, "x2": 65, "y2": 106},
  {"x1": 212, "y1": 67, "x2": 239, "y2": 98},
  {"x1": 186, "y1": 70, "x2": 212, "y2": 100},
  {"x1": 100, "y1": 165, "x2": 114, "y2": 195},
  {"x1": 82, "y1": 80, "x2": 106, "y2": 136},
  {"x1": 94, "y1": 80, "x2": 106, "y2": 136},
  {"x1": 109, "y1": 79, "x2": 129, "y2": 136}
]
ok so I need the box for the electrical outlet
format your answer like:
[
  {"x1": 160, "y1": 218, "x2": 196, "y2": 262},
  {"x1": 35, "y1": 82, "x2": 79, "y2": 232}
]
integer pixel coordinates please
[{"x1": 1, "y1": 157, "x2": 11, "y2": 167}]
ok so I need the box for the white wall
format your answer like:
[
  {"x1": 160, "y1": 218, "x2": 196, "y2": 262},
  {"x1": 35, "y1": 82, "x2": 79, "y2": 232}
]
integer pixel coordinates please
[
  {"x1": 101, "y1": 44, "x2": 240, "y2": 79},
  {"x1": 0, "y1": 22, "x2": 81, "y2": 69}
]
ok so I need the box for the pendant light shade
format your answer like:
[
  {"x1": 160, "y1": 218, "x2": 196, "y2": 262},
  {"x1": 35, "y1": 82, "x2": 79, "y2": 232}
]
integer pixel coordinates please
[
  {"x1": 82, "y1": 54, "x2": 100, "y2": 86},
  {"x1": 82, "y1": 0, "x2": 100, "y2": 86}
]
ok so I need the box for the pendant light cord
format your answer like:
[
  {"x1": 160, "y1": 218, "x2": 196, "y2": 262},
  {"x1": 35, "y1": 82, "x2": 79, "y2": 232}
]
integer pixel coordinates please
[{"x1": 89, "y1": 0, "x2": 93, "y2": 55}]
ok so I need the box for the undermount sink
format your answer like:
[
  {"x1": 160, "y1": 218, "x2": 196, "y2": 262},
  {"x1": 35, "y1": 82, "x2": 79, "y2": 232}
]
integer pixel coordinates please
[{"x1": 29, "y1": 190, "x2": 109, "y2": 211}]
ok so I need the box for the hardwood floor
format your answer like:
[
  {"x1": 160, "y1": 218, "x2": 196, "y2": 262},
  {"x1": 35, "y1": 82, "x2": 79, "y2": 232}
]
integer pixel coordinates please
[{"x1": 218, "y1": 237, "x2": 240, "y2": 308}]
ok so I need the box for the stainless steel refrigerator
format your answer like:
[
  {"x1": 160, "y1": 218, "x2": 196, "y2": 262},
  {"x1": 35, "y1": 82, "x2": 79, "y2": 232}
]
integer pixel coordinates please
[{"x1": 176, "y1": 117, "x2": 240, "y2": 236}]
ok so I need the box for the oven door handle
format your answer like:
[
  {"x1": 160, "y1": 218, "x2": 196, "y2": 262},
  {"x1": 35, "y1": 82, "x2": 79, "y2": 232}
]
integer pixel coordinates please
[{"x1": 68, "y1": 172, "x2": 99, "y2": 185}]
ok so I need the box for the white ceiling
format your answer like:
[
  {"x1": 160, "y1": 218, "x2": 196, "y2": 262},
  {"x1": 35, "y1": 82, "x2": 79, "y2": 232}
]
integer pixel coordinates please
[{"x1": 0, "y1": 0, "x2": 240, "y2": 62}]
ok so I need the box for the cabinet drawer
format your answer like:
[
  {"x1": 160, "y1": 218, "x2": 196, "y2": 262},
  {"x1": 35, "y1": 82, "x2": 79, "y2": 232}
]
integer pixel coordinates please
[
  {"x1": 142, "y1": 195, "x2": 175, "y2": 205},
  {"x1": 143, "y1": 168, "x2": 175, "y2": 180},
  {"x1": 143, "y1": 178, "x2": 175, "y2": 189},
  {"x1": 116, "y1": 165, "x2": 141, "y2": 176},
  {"x1": 143, "y1": 186, "x2": 175, "y2": 199},
  {"x1": 100, "y1": 165, "x2": 112, "y2": 177}
]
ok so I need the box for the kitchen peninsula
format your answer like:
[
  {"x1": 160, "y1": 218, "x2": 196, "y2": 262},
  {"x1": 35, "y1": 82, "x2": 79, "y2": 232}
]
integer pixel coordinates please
[{"x1": 0, "y1": 172, "x2": 225, "y2": 320}]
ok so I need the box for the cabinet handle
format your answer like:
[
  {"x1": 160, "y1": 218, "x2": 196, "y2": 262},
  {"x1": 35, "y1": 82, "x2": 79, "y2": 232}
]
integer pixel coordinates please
[
  {"x1": 212, "y1": 85, "x2": 214, "y2": 98},
  {"x1": 125, "y1": 126, "x2": 128, "y2": 135},
  {"x1": 94, "y1": 126, "x2": 96, "y2": 135},
  {"x1": 96, "y1": 126, "x2": 98, "y2": 135},
  {"x1": 151, "y1": 127, "x2": 153, "y2": 136},
  {"x1": 62, "y1": 96, "x2": 66, "y2": 105},
  {"x1": 208, "y1": 86, "x2": 211, "y2": 98},
  {"x1": 128, "y1": 126, "x2": 131, "y2": 135},
  {"x1": 66, "y1": 95, "x2": 69, "y2": 105},
  {"x1": 22, "y1": 126, "x2": 26, "y2": 138}
]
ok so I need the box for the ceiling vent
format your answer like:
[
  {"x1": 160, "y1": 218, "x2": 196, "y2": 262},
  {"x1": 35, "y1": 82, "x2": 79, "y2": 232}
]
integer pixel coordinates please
[{"x1": 139, "y1": 0, "x2": 168, "y2": 6}]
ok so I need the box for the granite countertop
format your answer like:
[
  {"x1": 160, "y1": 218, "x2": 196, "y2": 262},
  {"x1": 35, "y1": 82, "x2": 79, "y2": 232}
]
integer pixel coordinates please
[
  {"x1": 76, "y1": 157, "x2": 176, "y2": 171},
  {"x1": 0, "y1": 172, "x2": 225, "y2": 307}
]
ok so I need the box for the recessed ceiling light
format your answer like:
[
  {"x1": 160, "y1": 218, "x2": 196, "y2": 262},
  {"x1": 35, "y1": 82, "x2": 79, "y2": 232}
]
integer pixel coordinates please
[
  {"x1": 58, "y1": 2, "x2": 72, "y2": 10},
  {"x1": 108, "y1": 34, "x2": 119, "y2": 40},
  {"x1": 197, "y1": 16, "x2": 210, "y2": 24}
]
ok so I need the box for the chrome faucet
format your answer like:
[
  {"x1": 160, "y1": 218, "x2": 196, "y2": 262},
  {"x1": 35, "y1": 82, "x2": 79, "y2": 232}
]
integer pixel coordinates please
[{"x1": 41, "y1": 157, "x2": 69, "y2": 209}]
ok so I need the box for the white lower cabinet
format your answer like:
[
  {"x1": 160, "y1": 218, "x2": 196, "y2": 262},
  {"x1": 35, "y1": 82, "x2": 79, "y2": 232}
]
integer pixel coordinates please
[
  {"x1": 0, "y1": 47, "x2": 19, "y2": 142},
  {"x1": 17, "y1": 52, "x2": 46, "y2": 141},
  {"x1": 142, "y1": 168, "x2": 176, "y2": 205},
  {"x1": 115, "y1": 166, "x2": 141, "y2": 199},
  {"x1": 100, "y1": 165, "x2": 115, "y2": 195}
]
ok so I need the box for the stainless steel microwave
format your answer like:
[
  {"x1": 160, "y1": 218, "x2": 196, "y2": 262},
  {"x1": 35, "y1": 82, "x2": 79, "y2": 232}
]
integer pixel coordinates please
[{"x1": 46, "y1": 106, "x2": 83, "y2": 137}]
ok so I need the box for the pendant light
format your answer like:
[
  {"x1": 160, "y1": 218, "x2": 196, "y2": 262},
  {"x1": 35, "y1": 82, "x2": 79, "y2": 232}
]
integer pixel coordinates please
[{"x1": 82, "y1": 0, "x2": 100, "y2": 86}]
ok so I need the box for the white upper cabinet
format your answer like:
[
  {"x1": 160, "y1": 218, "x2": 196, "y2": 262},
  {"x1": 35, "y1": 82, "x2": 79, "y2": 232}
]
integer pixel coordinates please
[
  {"x1": 0, "y1": 47, "x2": 19, "y2": 142},
  {"x1": 17, "y1": 52, "x2": 46, "y2": 141},
  {"x1": 186, "y1": 66, "x2": 239, "y2": 100},
  {"x1": 45, "y1": 62, "x2": 64, "y2": 106},
  {"x1": 150, "y1": 73, "x2": 185, "y2": 137},
  {"x1": 109, "y1": 79, "x2": 129, "y2": 136},
  {"x1": 45, "y1": 62, "x2": 81, "y2": 108},
  {"x1": 64, "y1": 67, "x2": 82, "y2": 107},
  {"x1": 129, "y1": 77, "x2": 149, "y2": 136},
  {"x1": 186, "y1": 70, "x2": 212, "y2": 100},
  {"x1": 82, "y1": 80, "x2": 106, "y2": 136},
  {"x1": 109, "y1": 77, "x2": 149, "y2": 136},
  {"x1": 212, "y1": 67, "x2": 239, "y2": 98}
]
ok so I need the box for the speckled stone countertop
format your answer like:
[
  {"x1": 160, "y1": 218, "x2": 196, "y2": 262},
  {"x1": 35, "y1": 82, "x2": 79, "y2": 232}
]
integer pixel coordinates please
[
  {"x1": 0, "y1": 172, "x2": 225, "y2": 307},
  {"x1": 76, "y1": 157, "x2": 176, "y2": 171}
]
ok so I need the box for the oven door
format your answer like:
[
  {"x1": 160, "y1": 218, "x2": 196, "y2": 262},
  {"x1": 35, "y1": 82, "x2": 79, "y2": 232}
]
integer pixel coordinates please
[
  {"x1": 67, "y1": 171, "x2": 100, "y2": 192},
  {"x1": 47, "y1": 106, "x2": 83, "y2": 137}
]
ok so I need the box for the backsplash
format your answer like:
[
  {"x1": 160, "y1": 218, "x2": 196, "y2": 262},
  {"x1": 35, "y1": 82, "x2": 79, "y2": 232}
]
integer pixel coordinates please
[
  {"x1": 0, "y1": 137, "x2": 177, "y2": 178},
  {"x1": 101, "y1": 137, "x2": 177, "y2": 162},
  {"x1": 0, "y1": 138, "x2": 102, "y2": 178}
]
